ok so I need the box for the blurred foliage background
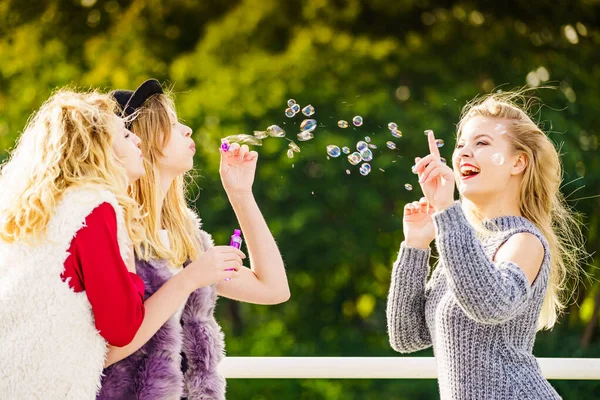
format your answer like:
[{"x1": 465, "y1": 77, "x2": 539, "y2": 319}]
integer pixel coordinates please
[{"x1": 1, "y1": 0, "x2": 599, "y2": 398}]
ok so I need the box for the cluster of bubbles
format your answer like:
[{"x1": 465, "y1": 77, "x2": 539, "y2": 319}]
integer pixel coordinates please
[
  {"x1": 325, "y1": 117, "x2": 406, "y2": 177},
  {"x1": 220, "y1": 99, "x2": 447, "y2": 190}
]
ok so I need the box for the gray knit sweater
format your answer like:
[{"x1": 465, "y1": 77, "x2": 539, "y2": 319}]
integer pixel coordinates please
[{"x1": 387, "y1": 202, "x2": 561, "y2": 399}]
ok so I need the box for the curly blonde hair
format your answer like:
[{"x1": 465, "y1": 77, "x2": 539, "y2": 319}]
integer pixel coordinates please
[
  {"x1": 457, "y1": 90, "x2": 587, "y2": 330},
  {"x1": 0, "y1": 88, "x2": 142, "y2": 245}
]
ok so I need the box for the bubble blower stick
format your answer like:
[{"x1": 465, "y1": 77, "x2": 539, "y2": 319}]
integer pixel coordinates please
[{"x1": 224, "y1": 229, "x2": 242, "y2": 281}]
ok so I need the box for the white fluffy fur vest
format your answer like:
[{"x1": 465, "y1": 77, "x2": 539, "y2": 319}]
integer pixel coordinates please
[{"x1": 0, "y1": 187, "x2": 131, "y2": 399}]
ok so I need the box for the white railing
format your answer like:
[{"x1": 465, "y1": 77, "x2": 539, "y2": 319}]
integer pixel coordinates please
[{"x1": 219, "y1": 357, "x2": 600, "y2": 380}]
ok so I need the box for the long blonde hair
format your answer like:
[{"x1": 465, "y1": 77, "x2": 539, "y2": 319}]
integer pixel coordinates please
[
  {"x1": 456, "y1": 91, "x2": 587, "y2": 330},
  {"x1": 0, "y1": 89, "x2": 142, "y2": 245},
  {"x1": 127, "y1": 92, "x2": 201, "y2": 266}
]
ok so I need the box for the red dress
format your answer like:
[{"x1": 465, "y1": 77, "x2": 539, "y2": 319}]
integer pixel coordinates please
[{"x1": 60, "y1": 202, "x2": 145, "y2": 347}]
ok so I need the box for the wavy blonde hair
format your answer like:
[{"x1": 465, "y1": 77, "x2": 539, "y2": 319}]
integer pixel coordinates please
[
  {"x1": 0, "y1": 89, "x2": 142, "y2": 245},
  {"x1": 127, "y1": 92, "x2": 201, "y2": 266},
  {"x1": 456, "y1": 90, "x2": 587, "y2": 330}
]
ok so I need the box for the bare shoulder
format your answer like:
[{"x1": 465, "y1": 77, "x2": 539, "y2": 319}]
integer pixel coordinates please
[{"x1": 496, "y1": 232, "x2": 544, "y2": 285}]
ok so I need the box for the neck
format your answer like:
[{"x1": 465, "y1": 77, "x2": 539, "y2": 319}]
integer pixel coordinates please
[
  {"x1": 158, "y1": 170, "x2": 176, "y2": 215},
  {"x1": 462, "y1": 194, "x2": 521, "y2": 220}
]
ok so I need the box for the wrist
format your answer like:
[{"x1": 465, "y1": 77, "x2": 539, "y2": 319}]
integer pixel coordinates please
[
  {"x1": 404, "y1": 238, "x2": 431, "y2": 249},
  {"x1": 434, "y1": 201, "x2": 454, "y2": 213},
  {"x1": 227, "y1": 191, "x2": 255, "y2": 206}
]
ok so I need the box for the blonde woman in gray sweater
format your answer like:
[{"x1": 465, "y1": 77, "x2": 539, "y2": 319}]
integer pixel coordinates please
[{"x1": 386, "y1": 93, "x2": 585, "y2": 399}]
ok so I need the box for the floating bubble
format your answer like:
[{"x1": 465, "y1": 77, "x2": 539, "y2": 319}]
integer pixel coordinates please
[
  {"x1": 267, "y1": 125, "x2": 286, "y2": 138},
  {"x1": 300, "y1": 119, "x2": 317, "y2": 132},
  {"x1": 405, "y1": 184, "x2": 413, "y2": 191},
  {"x1": 297, "y1": 131, "x2": 314, "y2": 141},
  {"x1": 436, "y1": 139, "x2": 444, "y2": 148},
  {"x1": 365, "y1": 136, "x2": 371, "y2": 143},
  {"x1": 326, "y1": 145, "x2": 341, "y2": 158},
  {"x1": 222, "y1": 134, "x2": 263, "y2": 146},
  {"x1": 494, "y1": 123, "x2": 507, "y2": 134},
  {"x1": 379, "y1": 168, "x2": 385, "y2": 172},
  {"x1": 353, "y1": 116, "x2": 363, "y2": 127},
  {"x1": 345, "y1": 169, "x2": 351, "y2": 175},
  {"x1": 253, "y1": 130, "x2": 269, "y2": 139},
  {"x1": 288, "y1": 140, "x2": 301, "y2": 153},
  {"x1": 391, "y1": 129, "x2": 402, "y2": 138},
  {"x1": 285, "y1": 108, "x2": 295, "y2": 118},
  {"x1": 348, "y1": 152, "x2": 362, "y2": 165},
  {"x1": 441, "y1": 157, "x2": 447, "y2": 164},
  {"x1": 386, "y1": 141, "x2": 396, "y2": 150},
  {"x1": 302, "y1": 105, "x2": 315, "y2": 117},
  {"x1": 491, "y1": 153, "x2": 505, "y2": 166},
  {"x1": 338, "y1": 120, "x2": 349, "y2": 128},
  {"x1": 368, "y1": 144, "x2": 377, "y2": 149},
  {"x1": 287, "y1": 99, "x2": 296, "y2": 107},
  {"x1": 291, "y1": 103, "x2": 301, "y2": 114},
  {"x1": 356, "y1": 141, "x2": 369, "y2": 152},
  {"x1": 359, "y1": 163, "x2": 372, "y2": 176},
  {"x1": 360, "y1": 149, "x2": 373, "y2": 162},
  {"x1": 287, "y1": 148, "x2": 294, "y2": 159},
  {"x1": 424, "y1": 129, "x2": 434, "y2": 136},
  {"x1": 342, "y1": 146, "x2": 350, "y2": 154},
  {"x1": 388, "y1": 122, "x2": 398, "y2": 131}
]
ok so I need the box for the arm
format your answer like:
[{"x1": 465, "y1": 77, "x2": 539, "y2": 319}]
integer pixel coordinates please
[
  {"x1": 216, "y1": 143, "x2": 290, "y2": 304},
  {"x1": 432, "y1": 203, "x2": 544, "y2": 324},
  {"x1": 216, "y1": 192, "x2": 290, "y2": 304},
  {"x1": 386, "y1": 242, "x2": 433, "y2": 353},
  {"x1": 105, "y1": 245, "x2": 244, "y2": 367},
  {"x1": 104, "y1": 269, "x2": 196, "y2": 367}
]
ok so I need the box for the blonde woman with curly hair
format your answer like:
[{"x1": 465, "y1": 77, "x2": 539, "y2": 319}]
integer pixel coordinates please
[
  {"x1": 387, "y1": 92, "x2": 585, "y2": 399},
  {"x1": 98, "y1": 79, "x2": 290, "y2": 400},
  {"x1": 0, "y1": 89, "x2": 149, "y2": 398}
]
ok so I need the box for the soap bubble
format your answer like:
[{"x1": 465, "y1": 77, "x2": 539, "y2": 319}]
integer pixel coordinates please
[
  {"x1": 436, "y1": 139, "x2": 444, "y2": 148},
  {"x1": 388, "y1": 122, "x2": 398, "y2": 131},
  {"x1": 338, "y1": 120, "x2": 349, "y2": 128},
  {"x1": 302, "y1": 105, "x2": 315, "y2": 117},
  {"x1": 291, "y1": 103, "x2": 301, "y2": 114},
  {"x1": 300, "y1": 119, "x2": 317, "y2": 132},
  {"x1": 345, "y1": 169, "x2": 351, "y2": 175},
  {"x1": 287, "y1": 99, "x2": 296, "y2": 107},
  {"x1": 288, "y1": 140, "x2": 301, "y2": 153},
  {"x1": 342, "y1": 146, "x2": 350, "y2": 154},
  {"x1": 365, "y1": 136, "x2": 371, "y2": 143},
  {"x1": 368, "y1": 144, "x2": 377, "y2": 149},
  {"x1": 359, "y1": 163, "x2": 371, "y2": 176},
  {"x1": 348, "y1": 152, "x2": 362, "y2": 165},
  {"x1": 253, "y1": 130, "x2": 269, "y2": 139},
  {"x1": 405, "y1": 184, "x2": 413, "y2": 191},
  {"x1": 222, "y1": 134, "x2": 263, "y2": 146},
  {"x1": 491, "y1": 153, "x2": 505, "y2": 165},
  {"x1": 353, "y1": 116, "x2": 363, "y2": 127},
  {"x1": 297, "y1": 131, "x2": 314, "y2": 141},
  {"x1": 267, "y1": 125, "x2": 286, "y2": 138},
  {"x1": 441, "y1": 157, "x2": 447, "y2": 164},
  {"x1": 285, "y1": 108, "x2": 295, "y2": 118},
  {"x1": 391, "y1": 129, "x2": 402, "y2": 138},
  {"x1": 386, "y1": 141, "x2": 396, "y2": 150},
  {"x1": 360, "y1": 149, "x2": 373, "y2": 162},
  {"x1": 356, "y1": 141, "x2": 369, "y2": 152},
  {"x1": 326, "y1": 145, "x2": 341, "y2": 158},
  {"x1": 287, "y1": 148, "x2": 294, "y2": 159}
]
